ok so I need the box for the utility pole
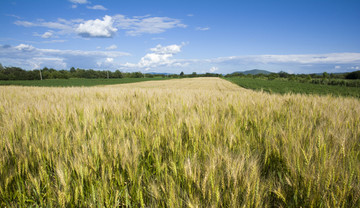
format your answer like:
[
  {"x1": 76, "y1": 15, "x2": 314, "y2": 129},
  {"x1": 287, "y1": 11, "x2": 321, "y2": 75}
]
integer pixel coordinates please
[
  {"x1": 39, "y1": 69, "x2": 43, "y2": 80},
  {"x1": 107, "y1": 70, "x2": 109, "y2": 79}
]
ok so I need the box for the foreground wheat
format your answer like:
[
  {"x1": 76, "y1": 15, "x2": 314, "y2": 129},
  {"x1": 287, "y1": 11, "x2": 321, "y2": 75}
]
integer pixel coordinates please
[{"x1": 1, "y1": 78, "x2": 359, "y2": 207}]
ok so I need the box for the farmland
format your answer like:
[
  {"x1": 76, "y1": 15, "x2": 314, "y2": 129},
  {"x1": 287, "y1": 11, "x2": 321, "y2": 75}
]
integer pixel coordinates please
[
  {"x1": 225, "y1": 77, "x2": 360, "y2": 98},
  {"x1": 1, "y1": 78, "x2": 360, "y2": 207},
  {"x1": 0, "y1": 77, "x2": 169, "y2": 87}
]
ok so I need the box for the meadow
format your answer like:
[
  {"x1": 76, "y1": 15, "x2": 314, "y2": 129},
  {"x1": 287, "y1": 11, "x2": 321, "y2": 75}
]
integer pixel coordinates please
[
  {"x1": 225, "y1": 77, "x2": 360, "y2": 98},
  {"x1": 0, "y1": 78, "x2": 359, "y2": 207},
  {"x1": 0, "y1": 77, "x2": 169, "y2": 87}
]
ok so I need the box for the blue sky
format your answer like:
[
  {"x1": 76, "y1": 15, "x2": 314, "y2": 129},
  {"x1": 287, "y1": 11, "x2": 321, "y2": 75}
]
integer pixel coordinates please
[{"x1": 1, "y1": 0, "x2": 360, "y2": 74}]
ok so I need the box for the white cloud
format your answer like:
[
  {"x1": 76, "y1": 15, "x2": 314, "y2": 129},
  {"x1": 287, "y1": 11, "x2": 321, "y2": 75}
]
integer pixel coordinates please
[
  {"x1": 121, "y1": 43, "x2": 185, "y2": 69},
  {"x1": 212, "y1": 53, "x2": 360, "y2": 65},
  {"x1": 14, "y1": 20, "x2": 34, "y2": 27},
  {"x1": 87, "y1": 5, "x2": 107, "y2": 10},
  {"x1": 150, "y1": 44, "x2": 181, "y2": 54},
  {"x1": 41, "y1": 31, "x2": 53, "y2": 38},
  {"x1": 42, "y1": 22, "x2": 72, "y2": 31},
  {"x1": 350, "y1": 66, "x2": 360, "y2": 70},
  {"x1": 138, "y1": 53, "x2": 173, "y2": 68},
  {"x1": 15, "y1": 14, "x2": 186, "y2": 38},
  {"x1": 106, "y1": 44, "x2": 118, "y2": 50},
  {"x1": 196, "y1": 27, "x2": 210, "y2": 31},
  {"x1": 14, "y1": 44, "x2": 35, "y2": 52},
  {"x1": 71, "y1": 5, "x2": 77, "y2": 9},
  {"x1": 42, "y1": 39, "x2": 67, "y2": 43},
  {"x1": 69, "y1": 0, "x2": 88, "y2": 4},
  {"x1": 113, "y1": 15, "x2": 187, "y2": 36},
  {"x1": 32, "y1": 57, "x2": 67, "y2": 69},
  {"x1": 210, "y1": 66, "x2": 218, "y2": 72},
  {"x1": 76, "y1": 15, "x2": 117, "y2": 38},
  {"x1": 0, "y1": 44, "x2": 130, "y2": 70},
  {"x1": 106, "y1": 58, "x2": 114, "y2": 63},
  {"x1": 96, "y1": 57, "x2": 119, "y2": 68},
  {"x1": 270, "y1": 53, "x2": 360, "y2": 64},
  {"x1": 15, "y1": 19, "x2": 74, "y2": 35},
  {"x1": 335, "y1": 65, "x2": 341, "y2": 69}
]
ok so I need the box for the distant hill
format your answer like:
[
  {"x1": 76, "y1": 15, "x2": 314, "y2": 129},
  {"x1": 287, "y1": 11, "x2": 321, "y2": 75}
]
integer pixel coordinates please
[
  {"x1": 147, "y1": 72, "x2": 174, "y2": 75},
  {"x1": 231, "y1": 69, "x2": 272, "y2": 75}
]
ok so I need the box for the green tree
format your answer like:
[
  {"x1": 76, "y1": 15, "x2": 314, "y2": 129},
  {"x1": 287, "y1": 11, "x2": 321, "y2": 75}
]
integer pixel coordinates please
[
  {"x1": 323, "y1": 72, "x2": 329, "y2": 79},
  {"x1": 268, "y1": 73, "x2": 278, "y2": 80},
  {"x1": 75, "y1": 68, "x2": 86, "y2": 78},
  {"x1": 278, "y1": 71, "x2": 289, "y2": 78},
  {"x1": 113, "y1": 70, "x2": 123, "y2": 78},
  {"x1": 131, "y1": 72, "x2": 143, "y2": 78},
  {"x1": 70, "y1": 67, "x2": 76, "y2": 73}
]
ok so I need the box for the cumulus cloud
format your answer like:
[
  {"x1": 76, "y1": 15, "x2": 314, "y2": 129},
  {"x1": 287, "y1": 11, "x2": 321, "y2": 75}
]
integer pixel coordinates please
[
  {"x1": 121, "y1": 43, "x2": 185, "y2": 70},
  {"x1": 106, "y1": 44, "x2": 118, "y2": 50},
  {"x1": 76, "y1": 15, "x2": 117, "y2": 38},
  {"x1": 15, "y1": 14, "x2": 186, "y2": 38},
  {"x1": 138, "y1": 53, "x2": 173, "y2": 68},
  {"x1": 87, "y1": 5, "x2": 107, "y2": 10},
  {"x1": 0, "y1": 44, "x2": 130, "y2": 70}
]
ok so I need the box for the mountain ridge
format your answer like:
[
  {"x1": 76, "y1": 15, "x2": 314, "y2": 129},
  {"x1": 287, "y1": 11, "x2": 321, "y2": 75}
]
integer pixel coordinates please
[{"x1": 231, "y1": 69, "x2": 272, "y2": 75}]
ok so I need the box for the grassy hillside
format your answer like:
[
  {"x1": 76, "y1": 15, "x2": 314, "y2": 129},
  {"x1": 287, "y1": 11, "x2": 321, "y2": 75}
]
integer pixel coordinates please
[
  {"x1": 1, "y1": 78, "x2": 359, "y2": 207},
  {"x1": 225, "y1": 77, "x2": 360, "y2": 98}
]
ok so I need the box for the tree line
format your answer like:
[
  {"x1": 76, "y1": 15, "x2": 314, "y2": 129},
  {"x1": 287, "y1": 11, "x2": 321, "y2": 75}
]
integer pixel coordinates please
[
  {"x1": 0, "y1": 65, "x2": 147, "y2": 80},
  {"x1": 225, "y1": 71, "x2": 360, "y2": 87},
  {"x1": 224, "y1": 71, "x2": 360, "y2": 80},
  {"x1": 0, "y1": 65, "x2": 223, "y2": 80},
  {"x1": 0, "y1": 63, "x2": 359, "y2": 81}
]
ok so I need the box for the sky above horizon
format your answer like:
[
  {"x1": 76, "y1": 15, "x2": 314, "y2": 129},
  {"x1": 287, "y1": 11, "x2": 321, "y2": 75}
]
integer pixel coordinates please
[{"x1": 1, "y1": 0, "x2": 360, "y2": 74}]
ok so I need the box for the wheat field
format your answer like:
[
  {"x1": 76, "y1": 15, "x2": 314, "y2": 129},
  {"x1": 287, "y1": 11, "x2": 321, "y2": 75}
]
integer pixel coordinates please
[{"x1": 1, "y1": 78, "x2": 359, "y2": 207}]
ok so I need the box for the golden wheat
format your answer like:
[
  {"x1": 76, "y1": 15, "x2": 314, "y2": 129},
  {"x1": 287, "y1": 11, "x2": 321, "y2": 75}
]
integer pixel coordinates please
[{"x1": 0, "y1": 78, "x2": 359, "y2": 207}]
